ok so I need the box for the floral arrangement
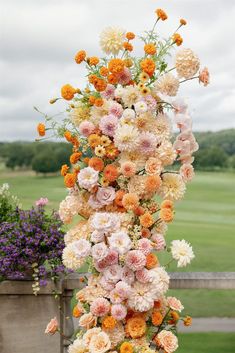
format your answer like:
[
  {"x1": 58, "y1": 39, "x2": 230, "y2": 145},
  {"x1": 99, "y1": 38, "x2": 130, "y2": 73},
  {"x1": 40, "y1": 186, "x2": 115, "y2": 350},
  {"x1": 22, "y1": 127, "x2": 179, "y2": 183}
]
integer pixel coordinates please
[
  {"x1": 0, "y1": 192, "x2": 66, "y2": 295},
  {"x1": 40, "y1": 8, "x2": 209, "y2": 353}
]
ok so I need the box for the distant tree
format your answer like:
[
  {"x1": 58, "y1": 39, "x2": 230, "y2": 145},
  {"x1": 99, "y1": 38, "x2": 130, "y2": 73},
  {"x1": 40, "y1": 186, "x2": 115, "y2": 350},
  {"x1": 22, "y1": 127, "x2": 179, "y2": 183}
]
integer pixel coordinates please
[
  {"x1": 228, "y1": 155, "x2": 235, "y2": 169},
  {"x1": 32, "y1": 152, "x2": 60, "y2": 175},
  {"x1": 194, "y1": 146, "x2": 228, "y2": 170}
]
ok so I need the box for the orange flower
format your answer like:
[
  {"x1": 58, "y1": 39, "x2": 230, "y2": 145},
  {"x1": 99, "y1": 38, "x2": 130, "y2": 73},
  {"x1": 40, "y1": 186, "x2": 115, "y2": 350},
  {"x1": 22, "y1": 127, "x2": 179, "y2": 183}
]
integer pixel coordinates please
[
  {"x1": 123, "y1": 58, "x2": 133, "y2": 68},
  {"x1": 107, "y1": 73, "x2": 119, "y2": 85},
  {"x1": 140, "y1": 58, "x2": 156, "y2": 77},
  {"x1": 94, "y1": 78, "x2": 107, "y2": 92},
  {"x1": 88, "y1": 56, "x2": 99, "y2": 66},
  {"x1": 126, "y1": 316, "x2": 146, "y2": 339},
  {"x1": 108, "y1": 58, "x2": 125, "y2": 74},
  {"x1": 159, "y1": 208, "x2": 174, "y2": 223},
  {"x1": 103, "y1": 165, "x2": 119, "y2": 182},
  {"x1": 122, "y1": 193, "x2": 139, "y2": 211},
  {"x1": 37, "y1": 123, "x2": 45, "y2": 137},
  {"x1": 145, "y1": 175, "x2": 162, "y2": 192},
  {"x1": 94, "y1": 98, "x2": 104, "y2": 107},
  {"x1": 180, "y1": 18, "x2": 187, "y2": 26},
  {"x1": 72, "y1": 306, "x2": 83, "y2": 318},
  {"x1": 89, "y1": 157, "x2": 104, "y2": 171},
  {"x1": 61, "y1": 164, "x2": 69, "y2": 176},
  {"x1": 123, "y1": 42, "x2": 133, "y2": 51},
  {"x1": 88, "y1": 134, "x2": 101, "y2": 148},
  {"x1": 99, "y1": 66, "x2": 109, "y2": 77},
  {"x1": 172, "y1": 33, "x2": 183, "y2": 46},
  {"x1": 88, "y1": 74, "x2": 98, "y2": 84},
  {"x1": 73, "y1": 167, "x2": 80, "y2": 176},
  {"x1": 154, "y1": 300, "x2": 162, "y2": 309},
  {"x1": 161, "y1": 200, "x2": 174, "y2": 210},
  {"x1": 115, "y1": 190, "x2": 126, "y2": 207},
  {"x1": 105, "y1": 144, "x2": 119, "y2": 159},
  {"x1": 141, "y1": 227, "x2": 151, "y2": 238},
  {"x1": 134, "y1": 206, "x2": 145, "y2": 216},
  {"x1": 83, "y1": 157, "x2": 90, "y2": 165},
  {"x1": 64, "y1": 173, "x2": 76, "y2": 188},
  {"x1": 102, "y1": 316, "x2": 116, "y2": 330},
  {"x1": 144, "y1": 43, "x2": 156, "y2": 55},
  {"x1": 152, "y1": 311, "x2": 163, "y2": 326},
  {"x1": 61, "y1": 84, "x2": 76, "y2": 100},
  {"x1": 126, "y1": 32, "x2": 135, "y2": 40},
  {"x1": 155, "y1": 8, "x2": 168, "y2": 21},
  {"x1": 168, "y1": 311, "x2": 180, "y2": 324},
  {"x1": 64, "y1": 130, "x2": 72, "y2": 142},
  {"x1": 75, "y1": 50, "x2": 86, "y2": 64},
  {"x1": 139, "y1": 212, "x2": 154, "y2": 228},
  {"x1": 120, "y1": 342, "x2": 133, "y2": 353},
  {"x1": 184, "y1": 316, "x2": 192, "y2": 326},
  {"x1": 146, "y1": 253, "x2": 158, "y2": 269},
  {"x1": 89, "y1": 96, "x2": 96, "y2": 105},
  {"x1": 70, "y1": 152, "x2": 82, "y2": 165}
]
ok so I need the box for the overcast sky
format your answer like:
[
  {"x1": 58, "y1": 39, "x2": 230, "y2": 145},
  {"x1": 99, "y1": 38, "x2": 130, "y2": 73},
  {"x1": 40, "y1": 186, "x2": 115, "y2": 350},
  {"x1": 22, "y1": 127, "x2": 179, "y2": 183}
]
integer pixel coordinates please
[{"x1": 0, "y1": 0, "x2": 235, "y2": 141}]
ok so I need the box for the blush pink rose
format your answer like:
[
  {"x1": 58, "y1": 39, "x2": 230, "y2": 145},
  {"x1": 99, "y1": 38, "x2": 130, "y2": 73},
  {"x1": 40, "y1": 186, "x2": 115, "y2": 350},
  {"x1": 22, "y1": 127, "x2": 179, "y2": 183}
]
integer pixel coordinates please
[
  {"x1": 96, "y1": 187, "x2": 116, "y2": 206},
  {"x1": 125, "y1": 250, "x2": 146, "y2": 271},
  {"x1": 90, "y1": 298, "x2": 110, "y2": 317},
  {"x1": 157, "y1": 330, "x2": 178, "y2": 352},
  {"x1": 45, "y1": 317, "x2": 58, "y2": 335},
  {"x1": 180, "y1": 164, "x2": 195, "y2": 182},
  {"x1": 167, "y1": 296, "x2": 184, "y2": 312},
  {"x1": 199, "y1": 67, "x2": 210, "y2": 86}
]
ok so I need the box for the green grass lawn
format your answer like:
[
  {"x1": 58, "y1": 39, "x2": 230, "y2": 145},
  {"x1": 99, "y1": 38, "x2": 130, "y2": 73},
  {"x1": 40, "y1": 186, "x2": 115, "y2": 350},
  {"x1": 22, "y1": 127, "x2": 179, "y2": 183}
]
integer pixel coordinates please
[
  {"x1": 1, "y1": 170, "x2": 235, "y2": 317},
  {"x1": 178, "y1": 333, "x2": 235, "y2": 353}
]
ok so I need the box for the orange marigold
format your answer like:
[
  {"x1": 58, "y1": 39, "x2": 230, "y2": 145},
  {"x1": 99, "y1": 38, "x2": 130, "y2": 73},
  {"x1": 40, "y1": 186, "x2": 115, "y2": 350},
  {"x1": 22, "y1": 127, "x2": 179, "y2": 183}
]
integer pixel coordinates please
[
  {"x1": 184, "y1": 316, "x2": 192, "y2": 326},
  {"x1": 120, "y1": 342, "x2": 133, "y2": 353},
  {"x1": 115, "y1": 190, "x2": 126, "y2": 207},
  {"x1": 140, "y1": 58, "x2": 156, "y2": 77},
  {"x1": 172, "y1": 33, "x2": 183, "y2": 46},
  {"x1": 107, "y1": 74, "x2": 119, "y2": 85},
  {"x1": 123, "y1": 58, "x2": 133, "y2": 68},
  {"x1": 180, "y1": 18, "x2": 187, "y2": 26},
  {"x1": 146, "y1": 252, "x2": 158, "y2": 269},
  {"x1": 168, "y1": 311, "x2": 180, "y2": 324},
  {"x1": 94, "y1": 98, "x2": 104, "y2": 107},
  {"x1": 139, "y1": 212, "x2": 154, "y2": 228},
  {"x1": 122, "y1": 193, "x2": 139, "y2": 211},
  {"x1": 123, "y1": 42, "x2": 133, "y2": 51},
  {"x1": 88, "y1": 56, "x2": 99, "y2": 66},
  {"x1": 152, "y1": 311, "x2": 163, "y2": 326},
  {"x1": 126, "y1": 32, "x2": 135, "y2": 40},
  {"x1": 88, "y1": 74, "x2": 98, "y2": 84},
  {"x1": 70, "y1": 152, "x2": 82, "y2": 165},
  {"x1": 161, "y1": 199, "x2": 174, "y2": 210},
  {"x1": 83, "y1": 157, "x2": 90, "y2": 165},
  {"x1": 61, "y1": 84, "x2": 76, "y2": 100},
  {"x1": 102, "y1": 316, "x2": 116, "y2": 330},
  {"x1": 88, "y1": 96, "x2": 96, "y2": 105},
  {"x1": 144, "y1": 43, "x2": 157, "y2": 55},
  {"x1": 145, "y1": 175, "x2": 162, "y2": 192},
  {"x1": 105, "y1": 144, "x2": 119, "y2": 159},
  {"x1": 75, "y1": 50, "x2": 86, "y2": 64},
  {"x1": 72, "y1": 306, "x2": 83, "y2": 318},
  {"x1": 99, "y1": 66, "x2": 109, "y2": 77},
  {"x1": 126, "y1": 316, "x2": 146, "y2": 339},
  {"x1": 103, "y1": 165, "x2": 119, "y2": 182},
  {"x1": 89, "y1": 157, "x2": 104, "y2": 171},
  {"x1": 88, "y1": 134, "x2": 101, "y2": 148},
  {"x1": 155, "y1": 8, "x2": 168, "y2": 21},
  {"x1": 64, "y1": 130, "x2": 72, "y2": 142},
  {"x1": 64, "y1": 173, "x2": 76, "y2": 188},
  {"x1": 108, "y1": 58, "x2": 125, "y2": 74},
  {"x1": 37, "y1": 123, "x2": 45, "y2": 137},
  {"x1": 61, "y1": 164, "x2": 69, "y2": 176},
  {"x1": 159, "y1": 208, "x2": 174, "y2": 223},
  {"x1": 94, "y1": 78, "x2": 107, "y2": 92}
]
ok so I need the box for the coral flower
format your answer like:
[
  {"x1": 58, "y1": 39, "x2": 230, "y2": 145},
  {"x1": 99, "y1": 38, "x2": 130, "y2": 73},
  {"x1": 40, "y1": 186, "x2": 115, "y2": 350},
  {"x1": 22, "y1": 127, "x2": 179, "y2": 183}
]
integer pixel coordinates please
[
  {"x1": 115, "y1": 190, "x2": 126, "y2": 207},
  {"x1": 37, "y1": 123, "x2": 45, "y2": 136},
  {"x1": 140, "y1": 58, "x2": 156, "y2": 77},
  {"x1": 64, "y1": 173, "x2": 76, "y2": 188},
  {"x1": 126, "y1": 316, "x2": 147, "y2": 339},
  {"x1": 89, "y1": 157, "x2": 104, "y2": 171},
  {"x1": 145, "y1": 175, "x2": 162, "y2": 192},
  {"x1": 103, "y1": 165, "x2": 119, "y2": 182},
  {"x1": 75, "y1": 50, "x2": 86, "y2": 64},
  {"x1": 120, "y1": 161, "x2": 136, "y2": 177},
  {"x1": 146, "y1": 253, "x2": 158, "y2": 269},
  {"x1": 61, "y1": 84, "x2": 76, "y2": 100},
  {"x1": 122, "y1": 193, "x2": 139, "y2": 210},
  {"x1": 139, "y1": 212, "x2": 154, "y2": 228},
  {"x1": 152, "y1": 311, "x2": 163, "y2": 326},
  {"x1": 161, "y1": 199, "x2": 174, "y2": 210},
  {"x1": 159, "y1": 208, "x2": 174, "y2": 223},
  {"x1": 155, "y1": 8, "x2": 168, "y2": 21}
]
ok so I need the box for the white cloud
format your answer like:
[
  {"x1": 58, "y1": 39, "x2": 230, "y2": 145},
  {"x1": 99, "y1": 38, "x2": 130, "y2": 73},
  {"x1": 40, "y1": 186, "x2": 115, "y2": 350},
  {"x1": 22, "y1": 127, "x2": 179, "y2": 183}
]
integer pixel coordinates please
[{"x1": 0, "y1": 0, "x2": 234, "y2": 140}]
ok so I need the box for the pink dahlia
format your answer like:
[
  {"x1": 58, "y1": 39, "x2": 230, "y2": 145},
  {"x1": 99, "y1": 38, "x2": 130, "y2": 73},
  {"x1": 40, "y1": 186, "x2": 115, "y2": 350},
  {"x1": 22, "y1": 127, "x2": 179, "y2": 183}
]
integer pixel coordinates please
[
  {"x1": 121, "y1": 266, "x2": 135, "y2": 285},
  {"x1": 151, "y1": 233, "x2": 166, "y2": 251},
  {"x1": 109, "y1": 102, "x2": 123, "y2": 118},
  {"x1": 99, "y1": 276, "x2": 116, "y2": 291},
  {"x1": 136, "y1": 268, "x2": 152, "y2": 283},
  {"x1": 92, "y1": 242, "x2": 109, "y2": 261},
  {"x1": 109, "y1": 289, "x2": 123, "y2": 304},
  {"x1": 167, "y1": 296, "x2": 184, "y2": 312},
  {"x1": 99, "y1": 114, "x2": 118, "y2": 137},
  {"x1": 104, "y1": 249, "x2": 119, "y2": 266},
  {"x1": 125, "y1": 250, "x2": 146, "y2": 271},
  {"x1": 90, "y1": 298, "x2": 110, "y2": 317},
  {"x1": 138, "y1": 132, "x2": 157, "y2": 155},
  {"x1": 137, "y1": 238, "x2": 153, "y2": 255},
  {"x1": 115, "y1": 281, "x2": 132, "y2": 299},
  {"x1": 144, "y1": 95, "x2": 157, "y2": 112},
  {"x1": 101, "y1": 84, "x2": 115, "y2": 99},
  {"x1": 103, "y1": 264, "x2": 122, "y2": 283},
  {"x1": 79, "y1": 120, "x2": 95, "y2": 137},
  {"x1": 111, "y1": 304, "x2": 127, "y2": 321},
  {"x1": 117, "y1": 67, "x2": 131, "y2": 85}
]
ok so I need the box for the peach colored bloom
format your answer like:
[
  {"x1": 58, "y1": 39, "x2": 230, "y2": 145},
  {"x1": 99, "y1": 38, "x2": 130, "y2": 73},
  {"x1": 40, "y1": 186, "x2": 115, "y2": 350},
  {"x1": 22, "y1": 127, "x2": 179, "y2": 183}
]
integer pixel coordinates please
[
  {"x1": 120, "y1": 161, "x2": 136, "y2": 177},
  {"x1": 79, "y1": 313, "x2": 96, "y2": 329},
  {"x1": 167, "y1": 296, "x2": 184, "y2": 312},
  {"x1": 145, "y1": 157, "x2": 162, "y2": 175},
  {"x1": 122, "y1": 193, "x2": 139, "y2": 210},
  {"x1": 45, "y1": 317, "x2": 58, "y2": 335},
  {"x1": 180, "y1": 164, "x2": 195, "y2": 182},
  {"x1": 159, "y1": 208, "x2": 174, "y2": 223},
  {"x1": 139, "y1": 212, "x2": 154, "y2": 228},
  {"x1": 199, "y1": 67, "x2": 210, "y2": 86},
  {"x1": 156, "y1": 330, "x2": 178, "y2": 352}
]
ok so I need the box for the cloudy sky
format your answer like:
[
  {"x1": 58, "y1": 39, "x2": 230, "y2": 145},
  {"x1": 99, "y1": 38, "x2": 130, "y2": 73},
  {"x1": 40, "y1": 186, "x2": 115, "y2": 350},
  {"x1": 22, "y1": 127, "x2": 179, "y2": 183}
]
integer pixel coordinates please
[{"x1": 0, "y1": 0, "x2": 235, "y2": 140}]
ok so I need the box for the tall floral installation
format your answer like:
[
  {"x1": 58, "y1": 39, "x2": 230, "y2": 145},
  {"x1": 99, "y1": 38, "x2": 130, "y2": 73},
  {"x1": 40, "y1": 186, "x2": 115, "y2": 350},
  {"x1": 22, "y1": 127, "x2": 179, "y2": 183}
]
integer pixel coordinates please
[{"x1": 40, "y1": 8, "x2": 209, "y2": 353}]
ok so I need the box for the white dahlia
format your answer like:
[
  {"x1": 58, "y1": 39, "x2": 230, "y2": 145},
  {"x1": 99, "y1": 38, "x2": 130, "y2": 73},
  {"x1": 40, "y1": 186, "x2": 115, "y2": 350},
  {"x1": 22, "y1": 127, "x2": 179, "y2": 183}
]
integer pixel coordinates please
[
  {"x1": 109, "y1": 231, "x2": 132, "y2": 255},
  {"x1": 175, "y1": 48, "x2": 200, "y2": 79},
  {"x1": 100, "y1": 27, "x2": 125, "y2": 55},
  {"x1": 154, "y1": 73, "x2": 179, "y2": 96},
  {"x1": 159, "y1": 173, "x2": 186, "y2": 201},
  {"x1": 154, "y1": 113, "x2": 172, "y2": 141},
  {"x1": 114, "y1": 125, "x2": 140, "y2": 152},
  {"x1": 128, "y1": 281, "x2": 159, "y2": 312},
  {"x1": 149, "y1": 266, "x2": 170, "y2": 294},
  {"x1": 121, "y1": 86, "x2": 141, "y2": 108},
  {"x1": 171, "y1": 239, "x2": 195, "y2": 267},
  {"x1": 62, "y1": 243, "x2": 85, "y2": 270}
]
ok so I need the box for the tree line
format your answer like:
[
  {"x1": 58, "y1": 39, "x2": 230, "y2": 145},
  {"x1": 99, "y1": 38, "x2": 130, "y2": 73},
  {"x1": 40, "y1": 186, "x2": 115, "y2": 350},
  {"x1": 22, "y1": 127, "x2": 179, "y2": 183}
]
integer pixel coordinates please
[{"x1": 0, "y1": 129, "x2": 235, "y2": 174}]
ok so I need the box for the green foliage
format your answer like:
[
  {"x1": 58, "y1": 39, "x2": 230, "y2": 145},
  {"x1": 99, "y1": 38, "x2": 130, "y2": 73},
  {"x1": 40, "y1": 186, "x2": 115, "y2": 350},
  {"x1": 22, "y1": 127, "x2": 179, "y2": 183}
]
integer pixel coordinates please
[{"x1": 0, "y1": 183, "x2": 20, "y2": 222}]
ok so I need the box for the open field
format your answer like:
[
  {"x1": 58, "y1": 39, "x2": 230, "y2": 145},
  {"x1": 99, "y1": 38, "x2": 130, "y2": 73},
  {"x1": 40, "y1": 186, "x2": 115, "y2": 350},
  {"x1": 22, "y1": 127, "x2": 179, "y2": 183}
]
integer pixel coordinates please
[
  {"x1": 178, "y1": 333, "x2": 235, "y2": 353},
  {"x1": 1, "y1": 170, "x2": 235, "y2": 317}
]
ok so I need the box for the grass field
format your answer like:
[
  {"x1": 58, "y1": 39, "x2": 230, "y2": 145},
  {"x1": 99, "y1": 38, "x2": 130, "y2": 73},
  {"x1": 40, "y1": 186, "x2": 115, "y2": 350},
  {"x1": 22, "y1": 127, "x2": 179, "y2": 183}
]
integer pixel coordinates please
[
  {"x1": 178, "y1": 333, "x2": 235, "y2": 353},
  {"x1": 1, "y1": 170, "x2": 235, "y2": 317}
]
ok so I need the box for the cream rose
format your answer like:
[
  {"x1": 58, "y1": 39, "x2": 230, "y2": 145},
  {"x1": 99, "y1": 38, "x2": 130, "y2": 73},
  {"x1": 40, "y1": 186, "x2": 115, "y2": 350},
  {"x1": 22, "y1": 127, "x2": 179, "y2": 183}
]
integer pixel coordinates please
[
  {"x1": 79, "y1": 313, "x2": 96, "y2": 329},
  {"x1": 89, "y1": 331, "x2": 111, "y2": 353},
  {"x1": 180, "y1": 163, "x2": 195, "y2": 182},
  {"x1": 83, "y1": 327, "x2": 101, "y2": 346},
  {"x1": 157, "y1": 330, "x2": 178, "y2": 352},
  {"x1": 167, "y1": 296, "x2": 184, "y2": 312},
  {"x1": 145, "y1": 157, "x2": 162, "y2": 175}
]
